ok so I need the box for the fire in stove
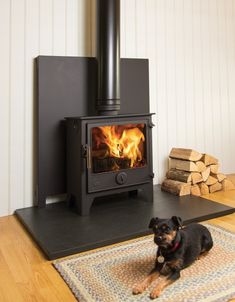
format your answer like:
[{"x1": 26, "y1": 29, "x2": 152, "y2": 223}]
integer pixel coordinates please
[{"x1": 92, "y1": 124, "x2": 146, "y2": 173}]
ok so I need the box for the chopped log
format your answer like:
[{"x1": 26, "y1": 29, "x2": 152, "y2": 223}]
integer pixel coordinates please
[
  {"x1": 169, "y1": 158, "x2": 198, "y2": 172},
  {"x1": 191, "y1": 172, "x2": 203, "y2": 184},
  {"x1": 210, "y1": 164, "x2": 219, "y2": 174},
  {"x1": 209, "y1": 182, "x2": 222, "y2": 193},
  {"x1": 195, "y1": 161, "x2": 206, "y2": 172},
  {"x1": 205, "y1": 175, "x2": 218, "y2": 186},
  {"x1": 217, "y1": 173, "x2": 226, "y2": 182},
  {"x1": 93, "y1": 157, "x2": 131, "y2": 173},
  {"x1": 92, "y1": 149, "x2": 108, "y2": 158},
  {"x1": 161, "y1": 179, "x2": 191, "y2": 196},
  {"x1": 201, "y1": 154, "x2": 218, "y2": 166},
  {"x1": 221, "y1": 179, "x2": 235, "y2": 191},
  {"x1": 169, "y1": 148, "x2": 202, "y2": 161},
  {"x1": 201, "y1": 167, "x2": 210, "y2": 182},
  {"x1": 199, "y1": 183, "x2": 209, "y2": 195},
  {"x1": 191, "y1": 184, "x2": 201, "y2": 196},
  {"x1": 166, "y1": 169, "x2": 192, "y2": 183}
]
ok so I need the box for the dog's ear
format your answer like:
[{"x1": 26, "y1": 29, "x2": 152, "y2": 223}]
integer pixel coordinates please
[
  {"x1": 149, "y1": 217, "x2": 159, "y2": 229},
  {"x1": 171, "y1": 216, "x2": 183, "y2": 229}
]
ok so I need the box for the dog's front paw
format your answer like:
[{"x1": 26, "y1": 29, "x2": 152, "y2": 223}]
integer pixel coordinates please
[
  {"x1": 150, "y1": 287, "x2": 161, "y2": 299},
  {"x1": 132, "y1": 283, "x2": 147, "y2": 295}
]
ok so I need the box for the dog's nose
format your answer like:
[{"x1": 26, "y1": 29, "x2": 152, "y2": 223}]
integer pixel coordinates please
[{"x1": 157, "y1": 236, "x2": 162, "y2": 240}]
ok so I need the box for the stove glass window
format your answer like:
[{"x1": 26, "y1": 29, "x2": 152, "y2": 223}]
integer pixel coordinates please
[{"x1": 91, "y1": 123, "x2": 147, "y2": 173}]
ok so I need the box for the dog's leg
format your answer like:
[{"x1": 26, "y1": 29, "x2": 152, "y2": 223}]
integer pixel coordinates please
[
  {"x1": 150, "y1": 270, "x2": 180, "y2": 299},
  {"x1": 132, "y1": 270, "x2": 160, "y2": 295},
  {"x1": 197, "y1": 250, "x2": 209, "y2": 260}
]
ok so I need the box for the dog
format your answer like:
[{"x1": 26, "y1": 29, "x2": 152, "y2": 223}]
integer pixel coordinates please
[{"x1": 132, "y1": 216, "x2": 213, "y2": 299}]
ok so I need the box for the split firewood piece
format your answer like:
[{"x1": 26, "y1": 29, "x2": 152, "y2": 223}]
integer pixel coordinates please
[
  {"x1": 217, "y1": 173, "x2": 226, "y2": 182},
  {"x1": 195, "y1": 161, "x2": 206, "y2": 172},
  {"x1": 209, "y1": 182, "x2": 222, "y2": 193},
  {"x1": 211, "y1": 173, "x2": 226, "y2": 182},
  {"x1": 221, "y1": 179, "x2": 235, "y2": 191},
  {"x1": 169, "y1": 148, "x2": 202, "y2": 161},
  {"x1": 205, "y1": 175, "x2": 218, "y2": 186},
  {"x1": 161, "y1": 179, "x2": 191, "y2": 196},
  {"x1": 169, "y1": 159, "x2": 198, "y2": 172},
  {"x1": 201, "y1": 167, "x2": 210, "y2": 182},
  {"x1": 191, "y1": 172, "x2": 203, "y2": 185},
  {"x1": 201, "y1": 154, "x2": 218, "y2": 166},
  {"x1": 166, "y1": 169, "x2": 192, "y2": 183},
  {"x1": 210, "y1": 164, "x2": 219, "y2": 174},
  {"x1": 199, "y1": 183, "x2": 209, "y2": 195},
  {"x1": 191, "y1": 184, "x2": 201, "y2": 196}
]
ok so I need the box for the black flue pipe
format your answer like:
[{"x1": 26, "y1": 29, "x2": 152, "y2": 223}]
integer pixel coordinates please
[{"x1": 96, "y1": 0, "x2": 120, "y2": 115}]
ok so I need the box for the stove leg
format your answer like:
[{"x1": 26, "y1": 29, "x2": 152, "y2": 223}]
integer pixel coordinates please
[
  {"x1": 75, "y1": 195, "x2": 94, "y2": 216},
  {"x1": 143, "y1": 182, "x2": 154, "y2": 203}
]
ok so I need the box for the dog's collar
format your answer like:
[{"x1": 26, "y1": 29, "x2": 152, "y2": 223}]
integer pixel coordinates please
[
  {"x1": 169, "y1": 232, "x2": 181, "y2": 253},
  {"x1": 169, "y1": 240, "x2": 180, "y2": 252}
]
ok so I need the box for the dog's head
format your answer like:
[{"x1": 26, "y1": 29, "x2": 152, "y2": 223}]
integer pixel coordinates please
[{"x1": 149, "y1": 216, "x2": 182, "y2": 247}]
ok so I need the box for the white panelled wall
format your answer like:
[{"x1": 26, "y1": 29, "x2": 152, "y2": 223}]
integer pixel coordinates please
[{"x1": 1, "y1": 0, "x2": 235, "y2": 217}]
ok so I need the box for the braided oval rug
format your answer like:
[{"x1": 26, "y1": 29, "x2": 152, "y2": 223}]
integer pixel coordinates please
[{"x1": 53, "y1": 224, "x2": 235, "y2": 302}]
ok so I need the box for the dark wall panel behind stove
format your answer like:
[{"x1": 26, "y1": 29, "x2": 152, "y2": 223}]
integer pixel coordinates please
[{"x1": 37, "y1": 56, "x2": 149, "y2": 207}]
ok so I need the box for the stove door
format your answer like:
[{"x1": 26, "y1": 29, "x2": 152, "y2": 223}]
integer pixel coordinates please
[{"x1": 86, "y1": 117, "x2": 153, "y2": 193}]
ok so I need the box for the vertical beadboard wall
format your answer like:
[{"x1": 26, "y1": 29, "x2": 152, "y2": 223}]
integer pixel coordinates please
[{"x1": 1, "y1": 0, "x2": 235, "y2": 216}]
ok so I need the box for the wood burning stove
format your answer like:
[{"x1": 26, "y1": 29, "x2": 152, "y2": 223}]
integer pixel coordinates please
[
  {"x1": 66, "y1": 114, "x2": 154, "y2": 215},
  {"x1": 66, "y1": 0, "x2": 154, "y2": 215}
]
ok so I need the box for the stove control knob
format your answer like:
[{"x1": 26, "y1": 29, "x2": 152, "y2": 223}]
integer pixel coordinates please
[{"x1": 116, "y1": 172, "x2": 127, "y2": 185}]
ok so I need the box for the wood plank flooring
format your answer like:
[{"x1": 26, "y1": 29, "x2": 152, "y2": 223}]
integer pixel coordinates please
[{"x1": 0, "y1": 175, "x2": 235, "y2": 301}]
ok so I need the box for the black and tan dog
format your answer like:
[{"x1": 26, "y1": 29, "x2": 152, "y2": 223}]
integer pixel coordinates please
[{"x1": 133, "y1": 216, "x2": 213, "y2": 299}]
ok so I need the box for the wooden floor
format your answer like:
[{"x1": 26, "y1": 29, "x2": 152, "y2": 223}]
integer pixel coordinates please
[{"x1": 0, "y1": 175, "x2": 235, "y2": 302}]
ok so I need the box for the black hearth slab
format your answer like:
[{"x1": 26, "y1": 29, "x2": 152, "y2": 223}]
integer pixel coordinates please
[{"x1": 15, "y1": 185, "x2": 235, "y2": 260}]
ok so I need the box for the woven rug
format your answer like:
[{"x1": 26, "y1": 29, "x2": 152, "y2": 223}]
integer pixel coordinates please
[{"x1": 53, "y1": 224, "x2": 235, "y2": 302}]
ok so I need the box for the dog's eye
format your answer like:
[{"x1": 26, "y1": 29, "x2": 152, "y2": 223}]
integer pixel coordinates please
[{"x1": 165, "y1": 226, "x2": 170, "y2": 232}]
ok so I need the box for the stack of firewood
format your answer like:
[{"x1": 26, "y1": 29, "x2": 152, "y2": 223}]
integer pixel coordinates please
[{"x1": 161, "y1": 148, "x2": 235, "y2": 196}]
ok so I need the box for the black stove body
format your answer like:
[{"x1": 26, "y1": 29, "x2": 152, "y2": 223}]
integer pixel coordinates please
[
  {"x1": 66, "y1": 0, "x2": 154, "y2": 215},
  {"x1": 66, "y1": 113, "x2": 154, "y2": 215}
]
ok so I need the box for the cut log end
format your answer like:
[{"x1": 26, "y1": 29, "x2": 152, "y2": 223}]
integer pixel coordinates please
[
  {"x1": 202, "y1": 154, "x2": 218, "y2": 166},
  {"x1": 199, "y1": 183, "x2": 209, "y2": 195},
  {"x1": 205, "y1": 175, "x2": 217, "y2": 186},
  {"x1": 191, "y1": 184, "x2": 201, "y2": 196},
  {"x1": 209, "y1": 182, "x2": 222, "y2": 193},
  {"x1": 221, "y1": 179, "x2": 235, "y2": 191},
  {"x1": 191, "y1": 172, "x2": 203, "y2": 185}
]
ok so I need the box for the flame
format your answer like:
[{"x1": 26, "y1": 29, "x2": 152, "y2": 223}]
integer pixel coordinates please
[{"x1": 94, "y1": 124, "x2": 145, "y2": 168}]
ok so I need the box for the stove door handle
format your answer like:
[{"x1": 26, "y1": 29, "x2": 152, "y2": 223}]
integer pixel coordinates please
[
  {"x1": 82, "y1": 145, "x2": 92, "y2": 170},
  {"x1": 86, "y1": 145, "x2": 92, "y2": 170}
]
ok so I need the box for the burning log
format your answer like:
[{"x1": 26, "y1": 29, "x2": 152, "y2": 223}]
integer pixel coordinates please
[
  {"x1": 92, "y1": 124, "x2": 146, "y2": 170},
  {"x1": 93, "y1": 157, "x2": 131, "y2": 173}
]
